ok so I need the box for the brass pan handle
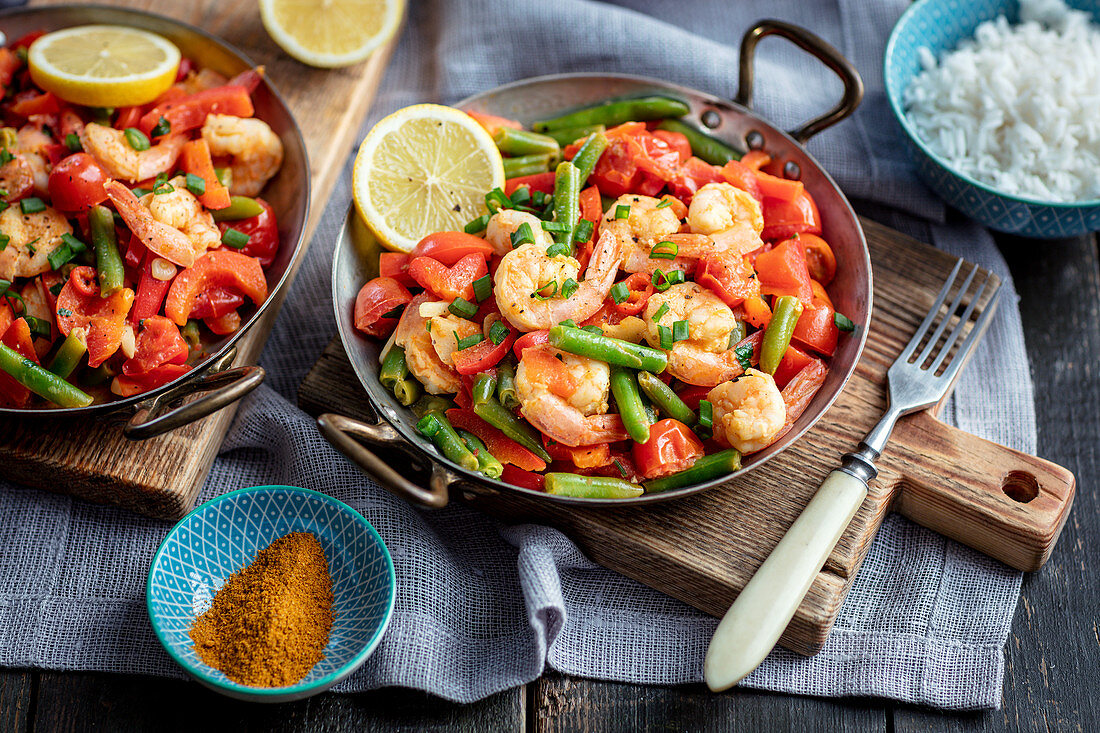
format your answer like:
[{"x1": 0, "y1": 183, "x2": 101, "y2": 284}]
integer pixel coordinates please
[
  {"x1": 318, "y1": 413, "x2": 452, "y2": 508},
  {"x1": 735, "y1": 19, "x2": 864, "y2": 144}
]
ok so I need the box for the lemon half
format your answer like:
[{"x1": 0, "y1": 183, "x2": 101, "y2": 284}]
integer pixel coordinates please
[
  {"x1": 259, "y1": 0, "x2": 404, "y2": 69},
  {"x1": 353, "y1": 104, "x2": 505, "y2": 253},
  {"x1": 28, "y1": 25, "x2": 180, "y2": 108}
]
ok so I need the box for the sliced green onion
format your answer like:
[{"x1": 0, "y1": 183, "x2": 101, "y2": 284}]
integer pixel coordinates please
[
  {"x1": 532, "y1": 280, "x2": 558, "y2": 300},
  {"x1": 448, "y1": 297, "x2": 478, "y2": 319},
  {"x1": 582, "y1": 324, "x2": 602, "y2": 335},
  {"x1": 47, "y1": 233, "x2": 87, "y2": 271},
  {"x1": 22, "y1": 315, "x2": 50, "y2": 338},
  {"x1": 131, "y1": 187, "x2": 151, "y2": 198},
  {"x1": 64, "y1": 133, "x2": 82, "y2": 152},
  {"x1": 615, "y1": 204, "x2": 630, "y2": 219},
  {"x1": 540, "y1": 221, "x2": 569, "y2": 233},
  {"x1": 545, "y1": 242, "x2": 571, "y2": 258},
  {"x1": 652, "y1": 269, "x2": 672, "y2": 292},
  {"x1": 20, "y1": 197, "x2": 45, "y2": 214},
  {"x1": 573, "y1": 218, "x2": 594, "y2": 243},
  {"x1": 655, "y1": 198, "x2": 673, "y2": 209},
  {"x1": 610, "y1": 281, "x2": 629, "y2": 304},
  {"x1": 652, "y1": 302, "x2": 669, "y2": 322},
  {"x1": 185, "y1": 172, "x2": 206, "y2": 196},
  {"x1": 532, "y1": 190, "x2": 548, "y2": 207},
  {"x1": 734, "y1": 342, "x2": 754, "y2": 370},
  {"x1": 64, "y1": 232, "x2": 90, "y2": 252},
  {"x1": 150, "y1": 116, "x2": 171, "y2": 137},
  {"x1": 561, "y1": 278, "x2": 579, "y2": 299},
  {"x1": 511, "y1": 221, "x2": 535, "y2": 248},
  {"x1": 835, "y1": 311, "x2": 856, "y2": 332},
  {"x1": 124, "y1": 127, "x2": 150, "y2": 151},
  {"x1": 221, "y1": 227, "x2": 250, "y2": 249},
  {"x1": 672, "y1": 319, "x2": 689, "y2": 342},
  {"x1": 650, "y1": 240, "x2": 678, "y2": 260},
  {"x1": 489, "y1": 320, "x2": 510, "y2": 345},
  {"x1": 456, "y1": 332, "x2": 484, "y2": 350},
  {"x1": 667, "y1": 270, "x2": 685, "y2": 285},
  {"x1": 0, "y1": 234, "x2": 10, "y2": 251},
  {"x1": 465, "y1": 213, "x2": 490, "y2": 234},
  {"x1": 485, "y1": 187, "x2": 511, "y2": 213},
  {"x1": 0, "y1": 149, "x2": 13, "y2": 165},
  {"x1": 472, "y1": 274, "x2": 492, "y2": 302},
  {"x1": 510, "y1": 186, "x2": 531, "y2": 205},
  {"x1": 696, "y1": 399, "x2": 714, "y2": 440},
  {"x1": 152, "y1": 172, "x2": 174, "y2": 195}
]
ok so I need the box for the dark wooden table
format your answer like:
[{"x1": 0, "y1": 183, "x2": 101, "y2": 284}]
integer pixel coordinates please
[{"x1": 1, "y1": 227, "x2": 1096, "y2": 732}]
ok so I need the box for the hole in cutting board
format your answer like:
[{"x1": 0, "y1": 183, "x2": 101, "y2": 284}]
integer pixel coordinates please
[{"x1": 1002, "y1": 471, "x2": 1039, "y2": 503}]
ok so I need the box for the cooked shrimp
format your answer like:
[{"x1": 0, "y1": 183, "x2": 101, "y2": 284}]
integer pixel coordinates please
[
  {"x1": 13, "y1": 125, "x2": 52, "y2": 195},
  {"x1": 601, "y1": 193, "x2": 711, "y2": 274},
  {"x1": 0, "y1": 156, "x2": 36, "y2": 202},
  {"x1": 79, "y1": 123, "x2": 186, "y2": 183},
  {"x1": 687, "y1": 182, "x2": 764, "y2": 257},
  {"x1": 428, "y1": 312, "x2": 481, "y2": 369},
  {"x1": 485, "y1": 209, "x2": 552, "y2": 256},
  {"x1": 0, "y1": 205, "x2": 72, "y2": 280},
  {"x1": 105, "y1": 179, "x2": 216, "y2": 268},
  {"x1": 494, "y1": 227, "x2": 621, "y2": 331},
  {"x1": 514, "y1": 344, "x2": 628, "y2": 446},
  {"x1": 392, "y1": 294, "x2": 461, "y2": 395},
  {"x1": 201, "y1": 114, "x2": 283, "y2": 197},
  {"x1": 643, "y1": 282, "x2": 746, "y2": 386},
  {"x1": 708, "y1": 368, "x2": 786, "y2": 454}
]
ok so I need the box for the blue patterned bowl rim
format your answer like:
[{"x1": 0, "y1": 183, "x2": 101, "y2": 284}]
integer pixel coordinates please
[
  {"x1": 883, "y1": 0, "x2": 1100, "y2": 209},
  {"x1": 145, "y1": 485, "x2": 396, "y2": 698}
]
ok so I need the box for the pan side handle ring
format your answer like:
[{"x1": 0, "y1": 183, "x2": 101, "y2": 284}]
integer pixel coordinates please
[
  {"x1": 318, "y1": 413, "x2": 452, "y2": 508},
  {"x1": 735, "y1": 19, "x2": 864, "y2": 144}
]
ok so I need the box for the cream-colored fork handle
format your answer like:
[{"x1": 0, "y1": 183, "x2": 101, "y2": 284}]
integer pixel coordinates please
[{"x1": 704, "y1": 469, "x2": 868, "y2": 692}]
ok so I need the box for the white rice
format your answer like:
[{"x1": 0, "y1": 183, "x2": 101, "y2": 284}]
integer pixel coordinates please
[{"x1": 903, "y1": 0, "x2": 1100, "y2": 203}]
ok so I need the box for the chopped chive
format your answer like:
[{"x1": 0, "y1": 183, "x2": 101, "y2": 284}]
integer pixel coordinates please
[
  {"x1": 22, "y1": 315, "x2": 51, "y2": 338},
  {"x1": 610, "y1": 281, "x2": 630, "y2": 304},
  {"x1": 465, "y1": 213, "x2": 490, "y2": 234},
  {"x1": 380, "y1": 305, "x2": 405, "y2": 318},
  {"x1": 456, "y1": 332, "x2": 484, "y2": 350},
  {"x1": 696, "y1": 399, "x2": 713, "y2": 440},
  {"x1": 658, "y1": 324, "x2": 673, "y2": 350},
  {"x1": 152, "y1": 172, "x2": 174, "y2": 195},
  {"x1": 532, "y1": 280, "x2": 558, "y2": 300},
  {"x1": 57, "y1": 306, "x2": 72, "y2": 317},
  {"x1": 150, "y1": 116, "x2": 171, "y2": 137},
  {"x1": 834, "y1": 311, "x2": 856, "y2": 332},
  {"x1": 489, "y1": 320, "x2": 510, "y2": 345},
  {"x1": 511, "y1": 221, "x2": 535, "y2": 248},
  {"x1": 573, "y1": 218, "x2": 594, "y2": 243},
  {"x1": 532, "y1": 191, "x2": 547, "y2": 207},
  {"x1": 651, "y1": 269, "x2": 673, "y2": 292},
  {"x1": 25, "y1": 237, "x2": 38, "y2": 255},
  {"x1": 485, "y1": 187, "x2": 511, "y2": 213},
  {"x1": 667, "y1": 270, "x2": 685, "y2": 286},
  {"x1": 448, "y1": 297, "x2": 478, "y2": 319},
  {"x1": 613, "y1": 459, "x2": 628, "y2": 477},
  {"x1": 581, "y1": 324, "x2": 603, "y2": 335},
  {"x1": 65, "y1": 133, "x2": 82, "y2": 152},
  {"x1": 672, "y1": 320, "x2": 689, "y2": 342},
  {"x1": 0, "y1": 149, "x2": 13, "y2": 165},
  {"x1": 734, "y1": 342, "x2": 753, "y2": 370},
  {"x1": 63, "y1": 232, "x2": 89, "y2": 252},
  {"x1": 472, "y1": 274, "x2": 492, "y2": 302},
  {"x1": 47, "y1": 233, "x2": 87, "y2": 270},
  {"x1": 124, "y1": 127, "x2": 150, "y2": 151},
  {"x1": 546, "y1": 242, "x2": 571, "y2": 258},
  {"x1": 650, "y1": 240, "x2": 678, "y2": 260},
  {"x1": 221, "y1": 227, "x2": 250, "y2": 248},
  {"x1": 20, "y1": 197, "x2": 45, "y2": 214},
  {"x1": 131, "y1": 187, "x2": 151, "y2": 198},
  {"x1": 510, "y1": 187, "x2": 531, "y2": 205},
  {"x1": 655, "y1": 198, "x2": 673, "y2": 209},
  {"x1": 615, "y1": 204, "x2": 630, "y2": 219},
  {"x1": 540, "y1": 220, "x2": 569, "y2": 233},
  {"x1": 561, "y1": 278, "x2": 579, "y2": 299},
  {"x1": 0, "y1": 234, "x2": 8, "y2": 251},
  {"x1": 49, "y1": 281, "x2": 64, "y2": 296},
  {"x1": 652, "y1": 302, "x2": 670, "y2": 322},
  {"x1": 185, "y1": 172, "x2": 206, "y2": 196}
]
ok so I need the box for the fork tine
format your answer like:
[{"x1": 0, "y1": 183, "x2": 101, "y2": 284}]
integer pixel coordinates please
[
  {"x1": 937, "y1": 280, "x2": 1003, "y2": 385},
  {"x1": 898, "y1": 258, "x2": 964, "y2": 363},
  {"x1": 928, "y1": 271, "x2": 991, "y2": 374},
  {"x1": 915, "y1": 262, "x2": 979, "y2": 367}
]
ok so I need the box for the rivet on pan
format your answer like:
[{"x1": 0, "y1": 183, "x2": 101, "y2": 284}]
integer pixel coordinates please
[
  {"x1": 783, "y1": 161, "x2": 802, "y2": 180},
  {"x1": 745, "y1": 130, "x2": 765, "y2": 150},
  {"x1": 701, "y1": 109, "x2": 721, "y2": 129}
]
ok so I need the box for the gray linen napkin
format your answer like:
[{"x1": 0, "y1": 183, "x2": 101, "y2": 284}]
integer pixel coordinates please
[{"x1": 0, "y1": 0, "x2": 1034, "y2": 710}]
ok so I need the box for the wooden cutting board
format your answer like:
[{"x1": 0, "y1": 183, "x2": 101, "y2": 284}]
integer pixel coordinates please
[
  {"x1": 297, "y1": 217, "x2": 1076, "y2": 656},
  {"x1": 0, "y1": 0, "x2": 396, "y2": 518}
]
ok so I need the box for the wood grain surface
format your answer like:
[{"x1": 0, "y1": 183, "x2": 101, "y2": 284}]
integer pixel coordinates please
[
  {"x1": 299, "y1": 216, "x2": 1075, "y2": 656},
  {"x1": 0, "y1": 0, "x2": 395, "y2": 519}
]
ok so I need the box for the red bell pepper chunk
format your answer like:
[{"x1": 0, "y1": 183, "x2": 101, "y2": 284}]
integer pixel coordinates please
[
  {"x1": 695, "y1": 254, "x2": 760, "y2": 308},
  {"x1": 446, "y1": 408, "x2": 547, "y2": 472},
  {"x1": 505, "y1": 171, "x2": 556, "y2": 196},
  {"x1": 122, "y1": 316, "x2": 189, "y2": 377},
  {"x1": 189, "y1": 288, "x2": 246, "y2": 319},
  {"x1": 651, "y1": 129, "x2": 692, "y2": 163},
  {"x1": 719, "y1": 160, "x2": 763, "y2": 202},
  {"x1": 740, "y1": 150, "x2": 771, "y2": 171},
  {"x1": 512, "y1": 330, "x2": 549, "y2": 360},
  {"x1": 130, "y1": 252, "x2": 174, "y2": 324},
  {"x1": 204, "y1": 311, "x2": 242, "y2": 336},
  {"x1": 739, "y1": 296, "x2": 772, "y2": 330},
  {"x1": 754, "y1": 169, "x2": 804, "y2": 201},
  {"x1": 754, "y1": 238, "x2": 813, "y2": 304},
  {"x1": 771, "y1": 341, "x2": 815, "y2": 389},
  {"x1": 179, "y1": 138, "x2": 231, "y2": 210},
  {"x1": 573, "y1": 185, "x2": 603, "y2": 271},
  {"x1": 409, "y1": 231, "x2": 493, "y2": 265},
  {"x1": 112, "y1": 363, "x2": 191, "y2": 397},
  {"x1": 467, "y1": 111, "x2": 521, "y2": 137},
  {"x1": 0, "y1": 48, "x2": 22, "y2": 91},
  {"x1": 0, "y1": 317, "x2": 40, "y2": 408},
  {"x1": 138, "y1": 85, "x2": 254, "y2": 138},
  {"x1": 632, "y1": 418, "x2": 705, "y2": 480},
  {"x1": 215, "y1": 198, "x2": 280, "y2": 268},
  {"x1": 668, "y1": 156, "x2": 725, "y2": 203},
  {"x1": 543, "y1": 436, "x2": 612, "y2": 470},
  {"x1": 407, "y1": 253, "x2": 488, "y2": 302},
  {"x1": 10, "y1": 91, "x2": 60, "y2": 117},
  {"x1": 500, "y1": 463, "x2": 546, "y2": 491},
  {"x1": 226, "y1": 68, "x2": 264, "y2": 94},
  {"x1": 791, "y1": 298, "x2": 839, "y2": 357},
  {"x1": 55, "y1": 266, "x2": 135, "y2": 368},
  {"x1": 354, "y1": 277, "x2": 412, "y2": 339},
  {"x1": 379, "y1": 252, "x2": 417, "y2": 288},
  {"x1": 114, "y1": 106, "x2": 142, "y2": 130},
  {"x1": 163, "y1": 251, "x2": 267, "y2": 326},
  {"x1": 451, "y1": 323, "x2": 516, "y2": 375},
  {"x1": 761, "y1": 192, "x2": 822, "y2": 242},
  {"x1": 612, "y1": 272, "x2": 655, "y2": 317}
]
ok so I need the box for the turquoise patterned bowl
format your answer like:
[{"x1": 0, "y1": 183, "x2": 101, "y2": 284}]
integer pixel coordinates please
[
  {"x1": 146, "y1": 485, "x2": 395, "y2": 702},
  {"x1": 884, "y1": 0, "x2": 1100, "y2": 237}
]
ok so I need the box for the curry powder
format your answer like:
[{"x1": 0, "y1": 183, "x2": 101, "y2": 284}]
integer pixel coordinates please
[{"x1": 190, "y1": 532, "x2": 334, "y2": 687}]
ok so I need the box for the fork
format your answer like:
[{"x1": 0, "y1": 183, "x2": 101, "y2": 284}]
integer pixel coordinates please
[{"x1": 704, "y1": 259, "x2": 1002, "y2": 692}]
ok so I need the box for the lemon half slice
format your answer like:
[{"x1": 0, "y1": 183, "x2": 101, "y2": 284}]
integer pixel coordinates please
[
  {"x1": 353, "y1": 104, "x2": 505, "y2": 253},
  {"x1": 28, "y1": 25, "x2": 180, "y2": 108},
  {"x1": 259, "y1": 0, "x2": 404, "y2": 69}
]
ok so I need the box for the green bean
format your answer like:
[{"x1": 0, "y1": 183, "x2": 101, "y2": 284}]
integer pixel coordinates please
[
  {"x1": 379, "y1": 346, "x2": 421, "y2": 407},
  {"x1": 552, "y1": 161, "x2": 581, "y2": 245},
  {"x1": 532, "y1": 96, "x2": 691, "y2": 132},
  {"x1": 636, "y1": 370, "x2": 697, "y2": 425},
  {"x1": 570, "y1": 131, "x2": 608, "y2": 184},
  {"x1": 542, "y1": 124, "x2": 606, "y2": 146},
  {"x1": 89, "y1": 205, "x2": 123, "y2": 296},
  {"x1": 727, "y1": 318, "x2": 747, "y2": 349},
  {"x1": 544, "y1": 473, "x2": 644, "y2": 499},
  {"x1": 609, "y1": 367, "x2": 651, "y2": 443},
  {"x1": 471, "y1": 373, "x2": 552, "y2": 462},
  {"x1": 211, "y1": 195, "x2": 265, "y2": 221},
  {"x1": 0, "y1": 342, "x2": 93, "y2": 407},
  {"x1": 47, "y1": 327, "x2": 87, "y2": 379},
  {"x1": 181, "y1": 320, "x2": 201, "y2": 350},
  {"x1": 411, "y1": 394, "x2": 454, "y2": 419},
  {"x1": 643, "y1": 448, "x2": 742, "y2": 494},
  {"x1": 760, "y1": 295, "x2": 804, "y2": 375},
  {"x1": 548, "y1": 325, "x2": 667, "y2": 373},
  {"x1": 496, "y1": 356, "x2": 521, "y2": 411},
  {"x1": 493, "y1": 127, "x2": 561, "y2": 156},
  {"x1": 656, "y1": 119, "x2": 742, "y2": 165},
  {"x1": 83, "y1": 362, "x2": 115, "y2": 386},
  {"x1": 456, "y1": 428, "x2": 504, "y2": 480},
  {"x1": 503, "y1": 154, "x2": 555, "y2": 179},
  {"x1": 416, "y1": 412, "x2": 479, "y2": 472}
]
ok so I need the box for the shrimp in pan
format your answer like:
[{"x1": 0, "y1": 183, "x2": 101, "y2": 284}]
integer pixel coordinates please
[
  {"x1": 601, "y1": 193, "x2": 710, "y2": 275},
  {"x1": 708, "y1": 368, "x2": 786, "y2": 454},
  {"x1": 79, "y1": 123, "x2": 186, "y2": 183},
  {"x1": 201, "y1": 114, "x2": 284, "y2": 197},
  {"x1": 643, "y1": 282, "x2": 747, "y2": 387}
]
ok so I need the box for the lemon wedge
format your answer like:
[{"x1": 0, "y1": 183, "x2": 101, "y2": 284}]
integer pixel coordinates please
[
  {"x1": 27, "y1": 25, "x2": 180, "y2": 108},
  {"x1": 353, "y1": 104, "x2": 505, "y2": 253},
  {"x1": 259, "y1": 0, "x2": 404, "y2": 69}
]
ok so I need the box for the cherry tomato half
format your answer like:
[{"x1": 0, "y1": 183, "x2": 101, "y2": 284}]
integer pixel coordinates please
[
  {"x1": 47, "y1": 153, "x2": 109, "y2": 212},
  {"x1": 354, "y1": 276, "x2": 413, "y2": 338},
  {"x1": 409, "y1": 231, "x2": 494, "y2": 265},
  {"x1": 632, "y1": 418, "x2": 705, "y2": 480}
]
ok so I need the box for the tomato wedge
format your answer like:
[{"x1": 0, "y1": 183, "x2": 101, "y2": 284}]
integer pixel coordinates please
[
  {"x1": 632, "y1": 418, "x2": 704, "y2": 480},
  {"x1": 695, "y1": 255, "x2": 759, "y2": 308},
  {"x1": 354, "y1": 276, "x2": 413, "y2": 338}
]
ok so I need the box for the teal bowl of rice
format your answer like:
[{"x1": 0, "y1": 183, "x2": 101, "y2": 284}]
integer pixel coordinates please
[{"x1": 884, "y1": 0, "x2": 1100, "y2": 237}]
